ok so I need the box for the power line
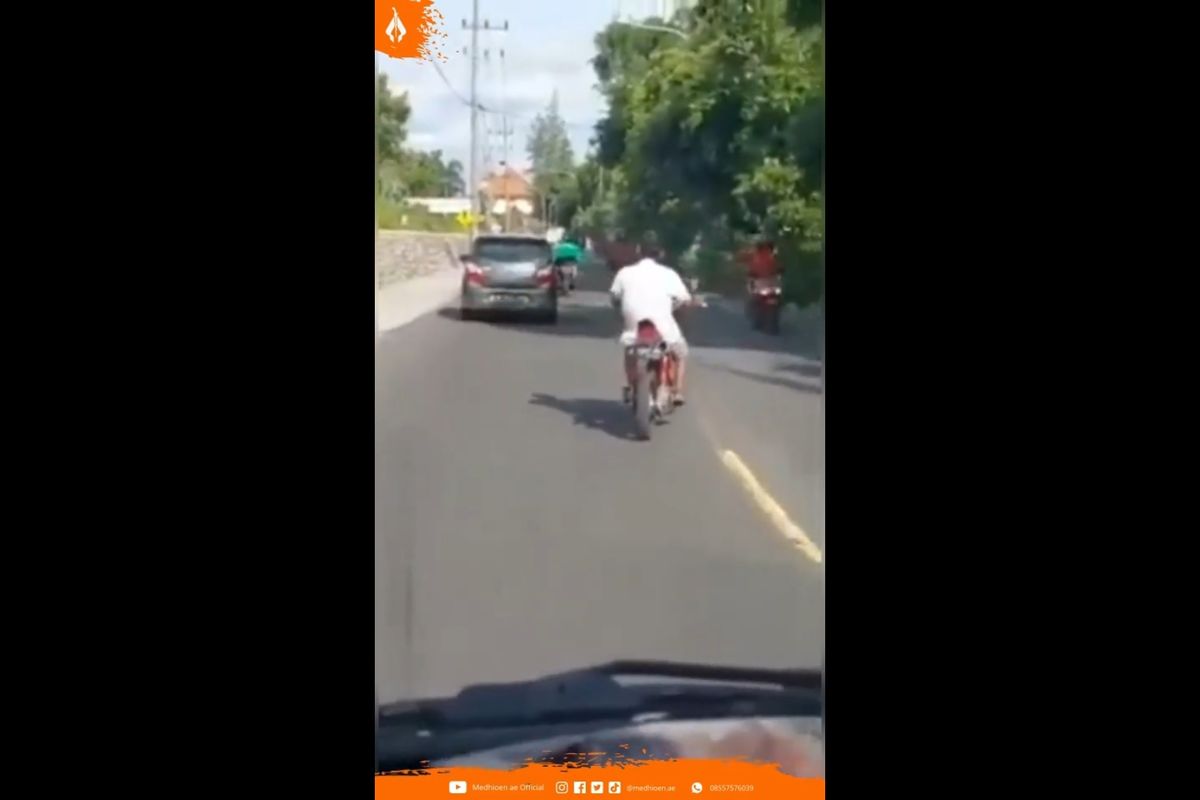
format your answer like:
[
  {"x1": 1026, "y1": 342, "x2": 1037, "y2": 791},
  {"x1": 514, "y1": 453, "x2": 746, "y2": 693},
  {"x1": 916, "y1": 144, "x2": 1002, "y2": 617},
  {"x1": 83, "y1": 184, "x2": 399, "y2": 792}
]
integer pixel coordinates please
[
  {"x1": 430, "y1": 60, "x2": 478, "y2": 109},
  {"x1": 488, "y1": 102, "x2": 597, "y2": 131},
  {"x1": 430, "y1": 58, "x2": 596, "y2": 131}
]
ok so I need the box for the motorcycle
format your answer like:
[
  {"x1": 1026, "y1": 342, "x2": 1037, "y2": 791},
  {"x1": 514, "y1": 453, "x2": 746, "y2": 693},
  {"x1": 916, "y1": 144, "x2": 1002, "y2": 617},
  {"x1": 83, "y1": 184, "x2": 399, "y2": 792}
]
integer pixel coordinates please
[
  {"x1": 554, "y1": 258, "x2": 578, "y2": 295},
  {"x1": 627, "y1": 319, "x2": 678, "y2": 441},
  {"x1": 746, "y1": 275, "x2": 783, "y2": 335}
]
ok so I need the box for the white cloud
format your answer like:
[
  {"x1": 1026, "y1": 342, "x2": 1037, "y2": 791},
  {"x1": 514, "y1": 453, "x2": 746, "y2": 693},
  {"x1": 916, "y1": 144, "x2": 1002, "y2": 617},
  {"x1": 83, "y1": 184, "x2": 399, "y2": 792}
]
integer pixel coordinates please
[
  {"x1": 406, "y1": 131, "x2": 441, "y2": 150},
  {"x1": 379, "y1": 0, "x2": 613, "y2": 180}
]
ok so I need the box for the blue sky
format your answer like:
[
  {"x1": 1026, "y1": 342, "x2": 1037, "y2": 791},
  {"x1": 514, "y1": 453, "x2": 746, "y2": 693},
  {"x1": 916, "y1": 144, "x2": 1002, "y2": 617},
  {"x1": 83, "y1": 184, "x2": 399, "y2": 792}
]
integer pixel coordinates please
[{"x1": 380, "y1": 0, "x2": 671, "y2": 177}]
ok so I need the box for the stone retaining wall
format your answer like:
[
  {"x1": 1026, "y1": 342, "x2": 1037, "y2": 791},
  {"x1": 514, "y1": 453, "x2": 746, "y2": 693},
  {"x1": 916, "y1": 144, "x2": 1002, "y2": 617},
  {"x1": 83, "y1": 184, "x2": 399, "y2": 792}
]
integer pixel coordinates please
[{"x1": 375, "y1": 230, "x2": 468, "y2": 290}]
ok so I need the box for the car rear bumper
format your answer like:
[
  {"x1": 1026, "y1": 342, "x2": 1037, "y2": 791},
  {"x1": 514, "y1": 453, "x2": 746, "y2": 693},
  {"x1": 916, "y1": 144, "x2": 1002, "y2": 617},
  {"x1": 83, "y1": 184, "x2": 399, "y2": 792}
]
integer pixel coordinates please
[{"x1": 462, "y1": 284, "x2": 556, "y2": 312}]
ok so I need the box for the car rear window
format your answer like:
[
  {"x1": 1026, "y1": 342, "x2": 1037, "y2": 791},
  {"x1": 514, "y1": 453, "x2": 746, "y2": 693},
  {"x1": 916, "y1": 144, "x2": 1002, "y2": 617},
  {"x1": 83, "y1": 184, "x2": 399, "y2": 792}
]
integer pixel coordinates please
[{"x1": 474, "y1": 240, "x2": 551, "y2": 263}]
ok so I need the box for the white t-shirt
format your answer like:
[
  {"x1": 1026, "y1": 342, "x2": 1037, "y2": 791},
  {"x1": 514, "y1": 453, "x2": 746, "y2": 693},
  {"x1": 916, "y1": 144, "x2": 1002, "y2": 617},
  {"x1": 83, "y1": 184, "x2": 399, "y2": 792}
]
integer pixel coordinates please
[{"x1": 610, "y1": 258, "x2": 692, "y2": 345}]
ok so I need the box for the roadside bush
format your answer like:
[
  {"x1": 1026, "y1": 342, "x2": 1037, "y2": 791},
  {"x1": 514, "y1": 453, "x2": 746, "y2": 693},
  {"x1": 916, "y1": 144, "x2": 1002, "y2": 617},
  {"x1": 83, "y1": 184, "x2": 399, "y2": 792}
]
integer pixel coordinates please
[
  {"x1": 376, "y1": 199, "x2": 462, "y2": 233},
  {"x1": 781, "y1": 240, "x2": 823, "y2": 309}
]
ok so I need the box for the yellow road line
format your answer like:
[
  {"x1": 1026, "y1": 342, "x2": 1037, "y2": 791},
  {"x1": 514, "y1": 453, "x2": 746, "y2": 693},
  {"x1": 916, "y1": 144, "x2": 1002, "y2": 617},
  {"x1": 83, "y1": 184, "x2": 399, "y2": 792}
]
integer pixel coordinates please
[{"x1": 719, "y1": 449, "x2": 823, "y2": 564}]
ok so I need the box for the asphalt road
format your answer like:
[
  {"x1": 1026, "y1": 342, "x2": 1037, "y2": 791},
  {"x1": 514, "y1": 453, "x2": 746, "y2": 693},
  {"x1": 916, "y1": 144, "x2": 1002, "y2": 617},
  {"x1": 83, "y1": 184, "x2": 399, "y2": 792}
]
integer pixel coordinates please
[{"x1": 375, "y1": 267, "x2": 823, "y2": 702}]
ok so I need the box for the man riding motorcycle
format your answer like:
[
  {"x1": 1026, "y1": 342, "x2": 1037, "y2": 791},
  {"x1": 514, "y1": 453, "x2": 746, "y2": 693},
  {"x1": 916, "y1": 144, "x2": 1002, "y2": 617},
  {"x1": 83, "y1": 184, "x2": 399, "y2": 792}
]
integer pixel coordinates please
[
  {"x1": 553, "y1": 237, "x2": 584, "y2": 292},
  {"x1": 740, "y1": 236, "x2": 782, "y2": 291},
  {"x1": 738, "y1": 236, "x2": 784, "y2": 331},
  {"x1": 610, "y1": 232, "x2": 698, "y2": 407}
]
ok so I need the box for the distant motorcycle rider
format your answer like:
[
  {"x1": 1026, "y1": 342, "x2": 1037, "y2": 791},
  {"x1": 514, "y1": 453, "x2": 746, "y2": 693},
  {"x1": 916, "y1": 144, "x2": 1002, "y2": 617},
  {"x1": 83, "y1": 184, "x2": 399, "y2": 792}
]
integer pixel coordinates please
[
  {"x1": 610, "y1": 231, "x2": 696, "y2": 406},
  {"x1": 741, "y1": 236, "x2": 781, "y2": 292},
  {"x1": 553, "y1": 236, "x2": 584, "y2": 291}
]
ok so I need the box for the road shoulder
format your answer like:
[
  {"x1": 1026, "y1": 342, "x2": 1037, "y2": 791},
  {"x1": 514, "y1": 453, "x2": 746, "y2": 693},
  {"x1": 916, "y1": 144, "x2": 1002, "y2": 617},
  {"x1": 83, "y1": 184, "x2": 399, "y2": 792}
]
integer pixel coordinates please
[{"x1": 378, "y1": 268, "x2": 461, "y2": 333}]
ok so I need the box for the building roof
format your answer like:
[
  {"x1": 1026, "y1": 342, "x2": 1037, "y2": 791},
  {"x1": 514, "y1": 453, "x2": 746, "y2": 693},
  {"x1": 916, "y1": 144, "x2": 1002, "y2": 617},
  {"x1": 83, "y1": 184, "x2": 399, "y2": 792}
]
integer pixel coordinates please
[{"x1": 482, "y1": 166, "x2": 534, "y2": 200}]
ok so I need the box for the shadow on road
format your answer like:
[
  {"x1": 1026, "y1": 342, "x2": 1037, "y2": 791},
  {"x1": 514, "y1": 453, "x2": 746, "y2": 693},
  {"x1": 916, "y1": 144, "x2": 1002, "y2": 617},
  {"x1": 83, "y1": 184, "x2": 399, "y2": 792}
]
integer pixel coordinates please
[
  {"x1": 776, "y1": 362, "x2": 823, "y2": 379},
  {"x1": 528, "y1": 393, "x2": 650, "y2": 441},
  {"x1": 718, "y1": 366, "x2": 823, "y2": 394},
  {"x1": 436, "y1": 307, "x2": 562, "y2": 326},
  {"x1": 683, "y1": 306, "x2": 812, "y2": 355}
]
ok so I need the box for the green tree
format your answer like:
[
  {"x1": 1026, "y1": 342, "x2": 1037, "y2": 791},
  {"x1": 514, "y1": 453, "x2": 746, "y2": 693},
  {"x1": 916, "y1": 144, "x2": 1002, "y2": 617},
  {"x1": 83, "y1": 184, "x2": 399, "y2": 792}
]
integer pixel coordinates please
[
  {"x1": 377, "y1": 74, "x2": 470, "y2": 228},
  {"x1": 376, "y1": 74, "x2": 411, "y2": 165},
  {"x1": 578, "y1": 0, "x2": 824, "y2": 302},
  {"x1": 786, "y1": 0, "x2": 823, "y2": 28},
  {"x1": 572, "y1": 159, "x2": 623, "y2": 239},
  {"x1": 526, "y1": 92, "x2": 576, "y2": 220},
  {"x1": 399, "y1": 150, "x2": 466, "y2": 197},
  {"x1": 590, "y1": 18, "x2": 683, "y2": 168},
  {"x1": 408, "y1": 151, "x2": 445, "y2": 196},
  {"x1": 443, "y1": 159, "x2": 465, "y2": 196}
]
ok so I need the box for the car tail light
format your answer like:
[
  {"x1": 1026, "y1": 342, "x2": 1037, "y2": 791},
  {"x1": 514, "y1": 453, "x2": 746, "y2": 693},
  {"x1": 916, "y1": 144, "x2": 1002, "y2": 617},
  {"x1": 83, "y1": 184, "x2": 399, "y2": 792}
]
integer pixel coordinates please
[
  {"x1": 535, "y1": 265, "x2": 556, "y2": 287},
  {"x1": 464, "y1": 259, "x2": 487, "y2": 286}
]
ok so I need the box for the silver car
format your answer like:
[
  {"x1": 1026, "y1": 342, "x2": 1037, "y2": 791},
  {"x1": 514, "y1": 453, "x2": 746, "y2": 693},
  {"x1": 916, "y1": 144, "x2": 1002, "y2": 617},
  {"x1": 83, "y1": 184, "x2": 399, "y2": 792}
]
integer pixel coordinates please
[{"x1": 459, "y1": 235, "x2": 558, "y2": 323}]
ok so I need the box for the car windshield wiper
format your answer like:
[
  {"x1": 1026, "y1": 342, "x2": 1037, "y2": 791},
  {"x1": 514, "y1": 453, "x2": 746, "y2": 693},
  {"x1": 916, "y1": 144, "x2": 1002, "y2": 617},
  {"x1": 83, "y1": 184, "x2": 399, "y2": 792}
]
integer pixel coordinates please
[{"x1": 376, "y1": 661, "x2": 821, "y2": 771}]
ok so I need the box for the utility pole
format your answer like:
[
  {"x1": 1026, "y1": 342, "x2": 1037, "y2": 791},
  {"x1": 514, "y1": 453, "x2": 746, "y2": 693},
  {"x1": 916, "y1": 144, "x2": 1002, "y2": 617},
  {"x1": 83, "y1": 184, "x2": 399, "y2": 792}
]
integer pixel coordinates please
[
  {"x1": 498, "y1": 46, "x2": 513, "y2": 233},
  {"x1": 483, "y1": 45, "x2": 512, "y2": 232},
  {"x1": 463, "y1": 9, "x2": 509, "y2": 239},
  {"x1": 375, "y1": 50, "x2": 379, "y2": 345},
  {"x1": 465, "y1": 1, "x2": 480, "y2": 239},
  {"x1": 502, "y1": 114, "x2": 512, "y2": 232}
]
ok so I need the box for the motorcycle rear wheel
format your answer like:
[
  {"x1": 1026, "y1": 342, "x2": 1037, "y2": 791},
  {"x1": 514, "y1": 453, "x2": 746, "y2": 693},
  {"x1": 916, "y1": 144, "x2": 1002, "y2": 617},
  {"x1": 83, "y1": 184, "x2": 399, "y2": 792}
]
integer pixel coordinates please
[
  {"x1": 634, "y1": 364, "x2": 652, "y2": 440},
  {"x1": 659, "y1": 358, "x2": 676, "y2": 415},
  {"x1": 763, "y1": 306, "x2": 781, "y2": 334}
]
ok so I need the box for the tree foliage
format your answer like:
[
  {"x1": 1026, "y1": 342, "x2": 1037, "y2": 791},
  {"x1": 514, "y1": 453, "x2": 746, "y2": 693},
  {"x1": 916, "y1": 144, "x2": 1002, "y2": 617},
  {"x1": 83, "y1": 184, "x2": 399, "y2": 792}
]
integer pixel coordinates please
[
  {"x1": 590, "y1": 18, "x2": 684, "y2": 168},
  {"x1": 376, "y1": 74, "x2": 466, "y2": 201},
  {"x1": 376, "y1": 74, "x2": 410, "y2": 165},
  {"x1": 526, "y1": 93, "x2": 577, "y2": 221},
  {"x1": 394, "y1": 150, "x2": 464, "y2": 197},
  {"x1": 576, "y1": 0, "x2": 824, "y2": 303}
]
